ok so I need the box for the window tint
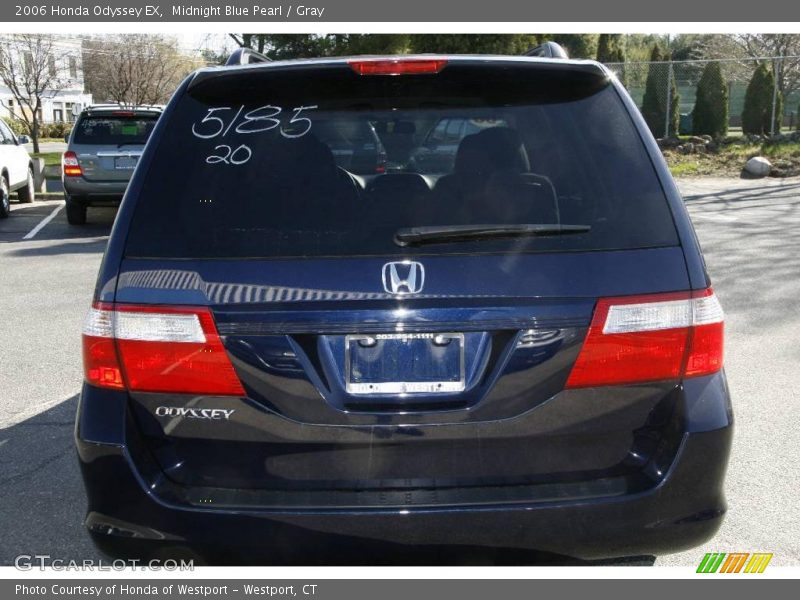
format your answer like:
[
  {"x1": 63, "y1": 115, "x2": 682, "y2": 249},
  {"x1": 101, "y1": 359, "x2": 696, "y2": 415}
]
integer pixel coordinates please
[
  {"x1": 73, "y1": 115, "x2": 159, "y2": 145},
  {"x1": 125, "y1": 62, "x2": 678, "y2": 259}
]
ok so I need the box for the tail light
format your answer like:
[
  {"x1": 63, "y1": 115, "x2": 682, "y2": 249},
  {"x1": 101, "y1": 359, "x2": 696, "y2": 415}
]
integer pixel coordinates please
[
  {"x1": 82, "y1": 303, "x2": 245, "y2": 396},
  {"x1": 565, "y1": 288, "x2": 724, "y2": 388},
  {"x1": 62, "y1": 151, "x2": 83, "y2": 177},
  {"x1": 348, "y1": 59, "x2": 448, "y2": 76}
]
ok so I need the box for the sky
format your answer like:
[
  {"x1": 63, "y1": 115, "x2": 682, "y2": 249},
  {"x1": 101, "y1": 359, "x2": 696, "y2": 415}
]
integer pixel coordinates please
[{"x1": 176, "y1": 32, "x2": 236, "y2": 56}]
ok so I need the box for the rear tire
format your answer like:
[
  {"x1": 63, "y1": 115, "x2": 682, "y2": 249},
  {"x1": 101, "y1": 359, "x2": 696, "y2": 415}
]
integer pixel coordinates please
[
  {"x1": 17, "y1": 167, "x2": 35, "y2": 203},
  {"x1": 65, "y1": 198, "x2": 87, "y2": 225},
  {"x1": 0, "y1": 175, "x2": 10, "y2": 219}
]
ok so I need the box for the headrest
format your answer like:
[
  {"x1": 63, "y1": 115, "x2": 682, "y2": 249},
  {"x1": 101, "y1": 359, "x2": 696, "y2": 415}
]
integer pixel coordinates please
[
  {"x1": 454, "y1": 127, "x2": 530, "y2": 176},
  {"x1": 268, "y1": 135, "x2": 338, "y2": 178}
]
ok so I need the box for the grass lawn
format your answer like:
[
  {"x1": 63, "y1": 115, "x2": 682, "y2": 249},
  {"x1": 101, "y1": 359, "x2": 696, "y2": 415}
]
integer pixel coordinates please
[
  {"x1": 31, "y1": 152, "x2": 62, "y2": 167},
  {"x1": 31, "y1": 152, "x2": 64, "y2": 179},
  {"x1": 665, "y1": 141, "x2": 800, "y2": 178}
]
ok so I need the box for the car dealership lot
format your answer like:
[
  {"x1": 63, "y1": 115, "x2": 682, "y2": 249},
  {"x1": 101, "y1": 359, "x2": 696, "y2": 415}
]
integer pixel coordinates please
[{"x1": 1, "y1": 179, "x2": 799, "y2": 566}]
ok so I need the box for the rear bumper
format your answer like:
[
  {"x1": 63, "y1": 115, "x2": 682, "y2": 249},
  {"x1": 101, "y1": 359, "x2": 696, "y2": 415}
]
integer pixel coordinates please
[
  {"x1": 63, "y1": 177, "x2": 127, "y2": 204},
  {"x1": 76, "y1": 374, "x2": 733, "y2": 563}
]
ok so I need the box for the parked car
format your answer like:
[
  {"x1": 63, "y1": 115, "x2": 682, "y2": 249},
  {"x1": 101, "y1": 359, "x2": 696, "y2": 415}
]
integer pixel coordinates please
[
  {"x1": 62, "y1": 104, "x2": 162, "y2": 224},
  {"x1": 77, "y1": 50, "x2": 732, "y2": 564},
  {"x1": 409, "y1": 117, "x2": 508, "y2": 174},
  {"x1": 0, "y1": 120, "x2": 34, "y2": 218},
  {"x1": 313, "y1": 118, "x2": 387, "y2": 175}
]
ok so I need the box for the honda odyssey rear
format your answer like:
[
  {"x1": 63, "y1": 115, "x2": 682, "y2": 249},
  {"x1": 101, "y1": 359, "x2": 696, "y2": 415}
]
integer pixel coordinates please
[{"x1": 76, "y1": 54, "x2": 732, "y2": 564}]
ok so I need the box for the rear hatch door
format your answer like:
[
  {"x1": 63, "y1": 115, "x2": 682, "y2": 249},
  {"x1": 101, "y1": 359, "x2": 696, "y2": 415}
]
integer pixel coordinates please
[
  {"x1": 72, "y1": 109, "x2": 159, "y2": 181},
  {"x1": 114, "y1": 58, "x2": 689, "y2": 499}
]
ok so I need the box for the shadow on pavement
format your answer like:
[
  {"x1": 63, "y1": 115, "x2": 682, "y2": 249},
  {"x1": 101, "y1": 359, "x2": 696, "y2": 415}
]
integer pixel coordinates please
[
  {"x1": 682, "y1": 181, "x2": 800, "y2": 204},
  {"x1": 0, "y1": 203, "x2": 117, "y2": 245},
  {"x1": 684, "y1": 182, "x2": 800, "y2": 336},
  {"x1": 0, "y1": 395, "x2": 99, "y2": 565},
  {"x1": 8, "y1": 239, "x2": 109, "y2": 257}
]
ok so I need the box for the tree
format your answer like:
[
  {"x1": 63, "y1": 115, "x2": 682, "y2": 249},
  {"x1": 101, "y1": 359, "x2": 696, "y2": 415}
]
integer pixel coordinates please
[
  {"x1": 82, "y1": 35, "x2": 199, "y2": 106},
  {"x1": 641, "y1": 44, "x2": 680, "y2": 137},
  {"x1": 548, "y1": 35, "x2": 597, "y2": 59},
  {"x1": 227, "y1": 34, "x2": 605, "y2": 60},
  {"x1": 229, "y1": 33, "x2": 411, "y2": 59},
  {"x1": 699, "y1": 34, "x2": 800, "y2": 119},
  {"x1": 230, "y1": 33, "x2": 554, "y2": 59},
  {"x1": 0, "y1": 34, "x2": 72, "y2": 153},
  {"x1": 230, "y1": 34, "x2": 330, "y2": 59},
  {"x1": 668, "y1": 34, "x2": 710, "y2": 61},
  {"x1": 742, "y1": 63, "x2": 783, "y2": 135},
  {"x1": 333, "y1": 34, "x2": 411, "y2": 55},
  {"x1": 200, "y1": 48, "x2": 228, "y2": 66},
  {"x1": 692, "y1": 62, "x2": 728, "y2": 138},
  {"x1": 409, "y1": 34, "x2": 540, "y2": 55},
  {"x1": 596, "y1": 34, "x2": 625, "y2": 63}
]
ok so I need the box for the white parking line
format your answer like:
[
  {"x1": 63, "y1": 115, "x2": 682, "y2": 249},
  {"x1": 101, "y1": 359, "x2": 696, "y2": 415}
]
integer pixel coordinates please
[{"x1": 22, "y1": 204, "x2": 64, "y2": 240}]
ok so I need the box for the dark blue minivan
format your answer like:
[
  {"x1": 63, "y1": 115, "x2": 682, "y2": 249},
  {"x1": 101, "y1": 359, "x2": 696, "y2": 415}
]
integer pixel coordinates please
[{"x1": 76, "y1": 54, "x2": 732, "y2": 564}]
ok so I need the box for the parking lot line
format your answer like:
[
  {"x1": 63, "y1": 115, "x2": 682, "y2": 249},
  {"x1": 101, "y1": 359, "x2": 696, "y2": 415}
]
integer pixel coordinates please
[{"x1": 22, "y1": 204, "x2": 64, "y2": 240}]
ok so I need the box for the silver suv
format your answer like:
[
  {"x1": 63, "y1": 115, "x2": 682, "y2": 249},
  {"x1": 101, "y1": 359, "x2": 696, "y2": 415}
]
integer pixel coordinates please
[{"x1": 63, "y1": 104, "x2": 162, "y2": 224}]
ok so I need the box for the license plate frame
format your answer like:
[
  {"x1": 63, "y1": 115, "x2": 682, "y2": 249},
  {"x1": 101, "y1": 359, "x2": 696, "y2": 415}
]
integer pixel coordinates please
[{"x1": 345, "y1": 332, "x2": 465, "y2": 395}]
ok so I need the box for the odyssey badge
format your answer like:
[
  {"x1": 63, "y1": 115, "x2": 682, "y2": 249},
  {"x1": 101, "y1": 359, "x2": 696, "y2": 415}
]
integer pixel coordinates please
[{"x1": 155, "y1": 407, "x2": 235, "y2": 420}]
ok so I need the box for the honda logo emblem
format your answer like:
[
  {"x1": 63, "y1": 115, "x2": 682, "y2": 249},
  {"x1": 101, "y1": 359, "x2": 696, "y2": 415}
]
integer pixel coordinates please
[{"x1": 382, "y1": 261, "x2": 425, "y2": 295}]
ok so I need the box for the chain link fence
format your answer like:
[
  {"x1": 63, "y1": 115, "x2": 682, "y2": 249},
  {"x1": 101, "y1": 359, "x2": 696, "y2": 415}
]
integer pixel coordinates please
[{"x1": 605, "y1": 57, "x2": 800, "y2": 138}]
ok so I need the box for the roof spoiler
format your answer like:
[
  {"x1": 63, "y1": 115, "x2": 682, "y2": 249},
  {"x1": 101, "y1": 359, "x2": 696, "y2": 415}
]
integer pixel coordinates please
[
  {"x1": 524, "y1": 42, "x2": 569, "y2": 59},
  {"x1": 84, "y1": 103, "x2": 164, "y2": 114},
  {"x1": 225, "y1": 48, "x2": 271, "y2": 66}
]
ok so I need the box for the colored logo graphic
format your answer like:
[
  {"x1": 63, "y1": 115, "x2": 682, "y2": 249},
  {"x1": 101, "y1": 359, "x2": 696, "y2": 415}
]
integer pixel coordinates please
[{"x1": 697, "y1": 553, "x2": 773, "y2": 573}]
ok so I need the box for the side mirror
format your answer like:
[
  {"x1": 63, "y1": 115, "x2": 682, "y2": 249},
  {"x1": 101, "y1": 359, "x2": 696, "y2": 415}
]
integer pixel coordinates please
[
  {"x1": 17, "y1": 135, "x2": 30, "y2": 145},
  {"x1": 64, "y1": 134, "x2": 70, "y2": 143}
]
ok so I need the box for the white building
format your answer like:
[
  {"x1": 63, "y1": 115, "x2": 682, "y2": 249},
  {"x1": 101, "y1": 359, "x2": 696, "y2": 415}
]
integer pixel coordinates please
[{"x1": 0, "y1": 35, "x2": 92, "y2": 124}]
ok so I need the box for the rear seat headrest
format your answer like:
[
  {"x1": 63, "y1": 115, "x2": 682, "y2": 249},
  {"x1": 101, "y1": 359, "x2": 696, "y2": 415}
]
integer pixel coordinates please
[
  {"x1": 269, "y1": 135, "x2": 338, "y2": 177},
  {"x1": 454, "y1": 127, "x2": 530, "y2": 176}
]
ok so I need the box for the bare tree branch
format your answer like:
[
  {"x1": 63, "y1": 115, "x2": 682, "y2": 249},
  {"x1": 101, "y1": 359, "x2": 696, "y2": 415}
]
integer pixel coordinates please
[
  {"x1": 82, "y1": 35, "x2": 201, "y2": 108},
  {"x1": 0, "y1": 34, "x2": 73, "y2": 152}
]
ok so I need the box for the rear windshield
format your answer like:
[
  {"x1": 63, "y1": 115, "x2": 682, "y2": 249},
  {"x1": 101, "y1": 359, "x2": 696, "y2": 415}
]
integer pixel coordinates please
[
  {"x1": 73, "y1": 114, "x2": 159, "y2": 145},
  {"x1": 125, "y1": 62, "x2": 678, "y2": 259}
]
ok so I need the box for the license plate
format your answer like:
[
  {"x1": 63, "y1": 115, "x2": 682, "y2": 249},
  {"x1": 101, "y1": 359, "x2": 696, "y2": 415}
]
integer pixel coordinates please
[
  {"x1": 345, "y1": 333, "x2": 465, "y2": 395},
  {"x1": 114, "y1": 156, "x2": 138, "y2": 170}
]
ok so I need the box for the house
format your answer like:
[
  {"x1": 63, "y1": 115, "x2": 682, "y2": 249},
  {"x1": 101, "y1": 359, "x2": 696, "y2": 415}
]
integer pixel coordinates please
[{"x1": 0, "y1": 35, "x2": 92, "y2": 124}]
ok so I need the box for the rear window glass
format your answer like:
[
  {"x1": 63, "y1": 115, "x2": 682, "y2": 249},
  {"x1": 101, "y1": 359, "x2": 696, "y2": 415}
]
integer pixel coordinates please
[
  {"x1": 125, "y1": 62, "x2": 678, "y2": 259},
  {"x1": 73, "y1": 114, "x2": 159, "y2": 145}
]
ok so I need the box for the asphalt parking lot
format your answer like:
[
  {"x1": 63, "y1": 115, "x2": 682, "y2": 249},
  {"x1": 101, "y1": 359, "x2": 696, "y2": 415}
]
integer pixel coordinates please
[{"x1": 1, "y1": 179, "x2": 799, "y2": 566}]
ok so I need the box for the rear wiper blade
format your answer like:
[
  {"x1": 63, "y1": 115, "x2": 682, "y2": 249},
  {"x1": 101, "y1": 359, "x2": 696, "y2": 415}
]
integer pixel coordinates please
[{"x1": 394, "y1": 224, "x2": 591, "y2": 247}]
